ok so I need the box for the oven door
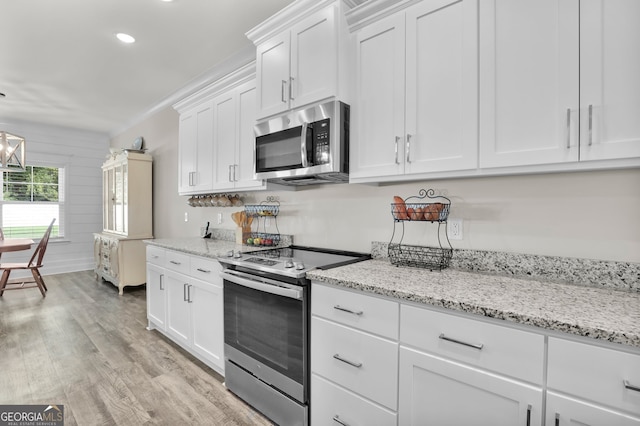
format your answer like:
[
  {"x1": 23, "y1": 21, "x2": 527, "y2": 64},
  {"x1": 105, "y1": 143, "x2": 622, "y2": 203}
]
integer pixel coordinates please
[{"x1": 221, "y1": 269, "x2": 308, "y2": 403}]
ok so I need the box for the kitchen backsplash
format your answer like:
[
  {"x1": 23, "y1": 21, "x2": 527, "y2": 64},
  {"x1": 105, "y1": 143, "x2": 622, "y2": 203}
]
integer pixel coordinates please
[{"x1": 372, "y1": 242, "x2": 639, "y2": 292}]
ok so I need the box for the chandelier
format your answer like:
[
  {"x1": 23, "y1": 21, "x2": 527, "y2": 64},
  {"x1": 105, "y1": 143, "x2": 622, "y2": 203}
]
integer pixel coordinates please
[{"x1": 0, "y1": 131, "x2": 26, "y2": 171}]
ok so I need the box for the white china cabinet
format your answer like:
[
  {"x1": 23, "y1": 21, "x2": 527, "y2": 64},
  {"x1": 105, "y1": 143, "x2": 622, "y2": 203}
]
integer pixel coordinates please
[
  {"x1": 479, "y1": 0, "x2": 640, "y2": 168},
  {"x1": 351, "y1": 0, "x2": 478, "y2": 181},
  {"x1": 94, "y1": 150, "x2": 152, "y2": 295},
  {"x1": 247, "y1": 0, "x2": 351, "y2": 120}
]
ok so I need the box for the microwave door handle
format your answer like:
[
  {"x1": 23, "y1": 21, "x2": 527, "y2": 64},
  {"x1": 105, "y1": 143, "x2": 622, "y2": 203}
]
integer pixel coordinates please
[{"x1": 300, "y1": 122, "x2": 310, "y2": 168}]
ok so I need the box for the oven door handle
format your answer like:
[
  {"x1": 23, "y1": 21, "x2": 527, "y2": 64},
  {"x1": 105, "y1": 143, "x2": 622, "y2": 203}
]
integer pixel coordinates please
[{"x1": 220, "y1": 270, "x2": 303, "y2": 300}]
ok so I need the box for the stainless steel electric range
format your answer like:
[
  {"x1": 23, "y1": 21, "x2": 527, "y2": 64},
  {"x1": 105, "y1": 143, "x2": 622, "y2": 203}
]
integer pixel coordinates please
[{"x1": 218, "y1": 246, "x2": 370, "y2": 426}]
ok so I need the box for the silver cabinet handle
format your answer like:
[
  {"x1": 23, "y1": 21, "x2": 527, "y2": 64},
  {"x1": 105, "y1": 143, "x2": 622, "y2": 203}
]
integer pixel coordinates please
[
  {"x1": 333, "y1": 305, "x2": 363, "y2": 316},
  {"x1": 281, "y1": 80, "x2": 287, "y2": 103},
  {"x1": 332, "y1": 415, "x2": 349, "y2": 426},
  {"x1": 196, "y1": 268, "x2": 211, "y2": 273},
  {"x1": 439, "y1": 333, "x2": 484, "y2": 350},
  {"x1": 566, "y1": 108, "x2": 571, "y2": 149},
  {"x1": 183, "y1": 283, "x2": 188, "y2": 302},
  {"x1": 333, "y1": 354, "x2": 362, "y2": 368},
  {"x1": 169, "y1": 260, "x2": 181, "y2": 265},
  {"x1": 188, "y1": 171, "x2": 195, "y2": 186},
  {"x1": 228, "y1": 165, "x2": 233, "y2": 182},
  {"x1": 394, "y1": 136, "x2": 400, "y2": 164},
  {"x1": 159, "y1": 274, "x2": 164, "y2": 291},
  {"x1": 526, "y1": 404, "x2": 532, "y2": 426},
  {"x1": 289, "y1": 76, "x2": 295, "y2": 100},
  {"x1": 624, "y1": 380, "x2": 640, "y2": 393},
  {"x1": 406, "y1": 134, "x2": 412, "y2": 163},
  {"x1": 588, "y1": 104, "x2": 593, "y2": 146},
  {"x1": 187, "y1": 284, "x2": 193, "y2": 303},
  {"x1": 300, "y1": 121, "x2": 310, "y2": 168},
  {"x1": 555, "y1": 413, "x2": 560, "y2": 426},
  {"x1": 233, "y1": 164, "x2": 238, "y2": 182}
]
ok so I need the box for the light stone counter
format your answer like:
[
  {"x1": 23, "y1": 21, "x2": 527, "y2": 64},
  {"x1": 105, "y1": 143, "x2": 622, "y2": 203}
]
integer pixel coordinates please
[
  {"x1": 144, "y1": 235, "x2": 292, "y2": 260},
  {"x1": 307, "y1": 258, "x2": 640, "y2": 349}
]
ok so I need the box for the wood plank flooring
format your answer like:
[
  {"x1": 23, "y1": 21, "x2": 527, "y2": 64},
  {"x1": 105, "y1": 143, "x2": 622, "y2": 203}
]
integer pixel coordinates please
[{"x1": 0, "y1": 271, "x2": 273, "y2": 426}]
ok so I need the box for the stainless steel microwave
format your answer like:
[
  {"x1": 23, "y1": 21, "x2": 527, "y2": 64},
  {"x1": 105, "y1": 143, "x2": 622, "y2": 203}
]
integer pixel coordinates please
[{"x1": 254, "y1": 100, "x2": 349, "y2": 186}]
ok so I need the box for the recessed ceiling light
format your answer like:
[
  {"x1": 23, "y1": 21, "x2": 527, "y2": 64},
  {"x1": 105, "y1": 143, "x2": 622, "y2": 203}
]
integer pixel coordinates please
[{"x1": 115, "y1": 33, "x2": 136, "y2": 44}]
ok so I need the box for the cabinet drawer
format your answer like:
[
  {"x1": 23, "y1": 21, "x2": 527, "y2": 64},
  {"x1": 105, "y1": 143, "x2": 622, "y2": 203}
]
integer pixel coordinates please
[
  {"x1": 311, "y1": 374, "x2": 397, "y2": 426},
  {"x1": 312, "y1": 283, "x2": 399, "y2": 339},
  {"x1": 190, "y1": 256, "x2": 222, "y2": 284},
  {"x1": 548, "y1": 337, "x2": 640, "y2": 415},
  {"x1": 311, "y1": 316, "x2": 398, "y2": 410},
  {"x1": 400, "y1": 304, "x2": 544, "y2": 385},
  {"x1": 146, "y1": 245, "x2": 165, "y2": 265},
  {"x1": 165, "y1": 250, "x2": 190, "y2": 274}
]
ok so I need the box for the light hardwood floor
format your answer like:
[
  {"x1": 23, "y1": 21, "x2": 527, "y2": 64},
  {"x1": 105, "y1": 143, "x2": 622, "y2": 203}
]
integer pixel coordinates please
[{"x1": 0, "y1": 270, "x2": 273, "y2": 425}]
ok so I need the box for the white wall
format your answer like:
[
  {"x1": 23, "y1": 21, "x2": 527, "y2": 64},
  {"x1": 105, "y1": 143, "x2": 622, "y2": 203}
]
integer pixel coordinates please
[
  {"x1": 0, "y1": 118, "x2": 109, "y2": 274},
  {"x1": 111, "y1": 107, "x2": 640, "y2": 263}
]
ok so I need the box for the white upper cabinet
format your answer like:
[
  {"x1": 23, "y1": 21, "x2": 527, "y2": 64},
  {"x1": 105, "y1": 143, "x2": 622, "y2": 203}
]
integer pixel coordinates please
[
  {"x1": 579, "y1": 0, "x2": 640, "y2": 161},
  {"x1": 174, "y1": 63, "x2": 267, "y2": 194},
  {"x1": 351, "y1": 0, "x2": 478, "y2": 181},
  {"x1": 249, "y1": 0, "x2": 347, "y2": 120},
  {"x1": 212, "y1": 80, "x2": 266, "y2": 192},
  {"x1": 177, "y1": 101, "x2": 215, "y2": 194},
  {"x1": 480, "y1": 0, "x2": 640, "y2": 168}
]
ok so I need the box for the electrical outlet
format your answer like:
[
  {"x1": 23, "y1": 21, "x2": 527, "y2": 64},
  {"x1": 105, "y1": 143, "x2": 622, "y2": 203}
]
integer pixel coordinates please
[
  {"x1": 217, "y1": 213, "x2": 223, "y2": 224},
  {"x1": 448, "y1": 219, "x2": 463, "y2": 240}
]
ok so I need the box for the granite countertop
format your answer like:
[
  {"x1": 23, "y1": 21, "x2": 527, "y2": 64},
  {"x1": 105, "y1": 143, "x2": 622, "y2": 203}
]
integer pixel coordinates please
[
  {"x1": 307, "y1": 259, "x2": 640, "y2": 349},
  {"x1": 144, "y1": 236, "x2": 290, "y2": 260}
]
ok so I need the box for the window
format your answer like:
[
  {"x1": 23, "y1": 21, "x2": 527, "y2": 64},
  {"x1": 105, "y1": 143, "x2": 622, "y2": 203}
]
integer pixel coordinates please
[{"x1": 0, "y1": 165, "x2": 65, "y2": 239}]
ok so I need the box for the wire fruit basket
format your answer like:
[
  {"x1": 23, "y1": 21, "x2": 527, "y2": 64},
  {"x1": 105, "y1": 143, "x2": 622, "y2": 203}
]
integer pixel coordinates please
[{"x1": 388, "y1": 189, "x2": 453, "y2": 270}]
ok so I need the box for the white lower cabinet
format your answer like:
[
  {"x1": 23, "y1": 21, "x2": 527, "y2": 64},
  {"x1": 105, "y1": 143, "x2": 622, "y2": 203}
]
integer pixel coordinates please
[
  {"x1": 546, "y1": 337, "x2": 640, "y2": 425},
  {"x1": 546, "y1": 392, "x2": 640, "y2": 426},
  {"x1": 145, "y1": 246, "x2": 224, "y2": 375},
  {"x1": 311, "y1": 374, "x2": 397, "y2": 426},
  {"x1": 311, "y1": 282, "x2": 399, "y2": 425},
  {"x1": 398, "y1": 346, "x2": 543, "y2": 426}
]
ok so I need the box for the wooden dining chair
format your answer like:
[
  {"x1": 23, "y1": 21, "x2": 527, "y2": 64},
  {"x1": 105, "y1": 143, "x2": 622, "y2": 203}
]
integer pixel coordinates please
[{"x1": 0, "y1": 218, "x2": 56, "y2": 297}]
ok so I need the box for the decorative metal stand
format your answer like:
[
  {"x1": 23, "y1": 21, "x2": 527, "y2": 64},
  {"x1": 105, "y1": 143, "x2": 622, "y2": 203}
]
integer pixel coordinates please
[
  {"x1": 244, "y1": 197, "x2": 281, "y2": 246},
  {"x1": 388, "y1": 189, "x2": 453, "y2": 270}
]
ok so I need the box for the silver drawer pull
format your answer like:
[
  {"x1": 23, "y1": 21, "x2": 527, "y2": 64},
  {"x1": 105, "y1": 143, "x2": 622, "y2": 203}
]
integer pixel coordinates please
[
  {"x1": 196, "y1": 268, "x2": 211, "y2": 273},
  {"x1": 624, "y1": 380, "x2": 640, "y2": 393},
  {"x1": 333, "y1": 305, "x2": 363, "y2": 316},
  {"x1": 169, "y1": 260, "x2": 181, "y2": 265},
  {"x1": 333, "y1": 354, "x2": 362, "y2": 368},
  {"x1": 526, "y1": 404, "x2": 532, "y2": 426},
  {"x1": 332, "y1": 415, "x2": 349, "y2": 426},
  {"x1": 439, "y1": 333, "x2": 484, "y2": 350}
]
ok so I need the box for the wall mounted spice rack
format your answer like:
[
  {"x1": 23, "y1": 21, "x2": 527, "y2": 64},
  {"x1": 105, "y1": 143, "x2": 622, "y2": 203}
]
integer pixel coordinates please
[
  {"x1": 243, "y1": 197, "x2": 281, "y2": 246},
  {"x1": 389, "y1": 189, "x2": 453, "y2": 270}
]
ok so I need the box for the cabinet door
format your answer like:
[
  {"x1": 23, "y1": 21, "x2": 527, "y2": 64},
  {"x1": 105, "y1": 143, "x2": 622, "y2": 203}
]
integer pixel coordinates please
[
  {"x1": 146, "y1": 263, "x2": 166, "y2": 330},
  {"x1": 235, "y1": 81, "x2": 265, "y2": 190},
  {"x1": 405, "y1": 0, "x2": 478, "y2": 174},
  {"x1": 165, "y1": 271, "x2": 191, "y2": 348},
  {"x1": 547, "y1": 392, "x2": 640, "y2": 426},
  {"x1": 256, "y1": 31, "x2": 291, "y2": 118},
  {"x1": 399, "y1": 346, "x2": 543, "y2": 426},
  {"x1": 290, "y1": 5, "x2": 337, "y2": 109},
  {"x1": 479, "y1": 0, "x2": 579, "y2": 168},
  {"x1": 178, "y1": 109, "x2": 197, "y2": 193},
  {"x1": 190, "y1": 278, "x2": 224, "y2": 372},
  {"x1": 212, "y1": 92, "x2": 237, "y2": 191},
  {"x1": 579, "y1": 0, "x2": 640, "y2": 161},
  {"x1": 178, "y1": 102, "x2": 214, "y2": 194},
  {"x1": 352, "y1": 13, "x2": 406, "y2": 179}
]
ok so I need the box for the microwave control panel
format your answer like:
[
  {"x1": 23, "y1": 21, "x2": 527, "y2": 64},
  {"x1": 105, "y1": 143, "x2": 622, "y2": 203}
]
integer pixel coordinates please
[{"x1": 314, "y1": 119, "x2": 330, "y2": 164}]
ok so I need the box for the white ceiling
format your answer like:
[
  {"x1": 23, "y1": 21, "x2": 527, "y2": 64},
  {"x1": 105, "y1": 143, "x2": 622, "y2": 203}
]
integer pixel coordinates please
[{"x1": 0, "y1": 0, "x2": 294, "y2": 136}]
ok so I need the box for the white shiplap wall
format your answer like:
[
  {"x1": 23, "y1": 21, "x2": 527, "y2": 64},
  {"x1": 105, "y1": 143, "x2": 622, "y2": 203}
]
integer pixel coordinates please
[{"x1": 0, "y1": 118, "x2": 108, "y2": 276}]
